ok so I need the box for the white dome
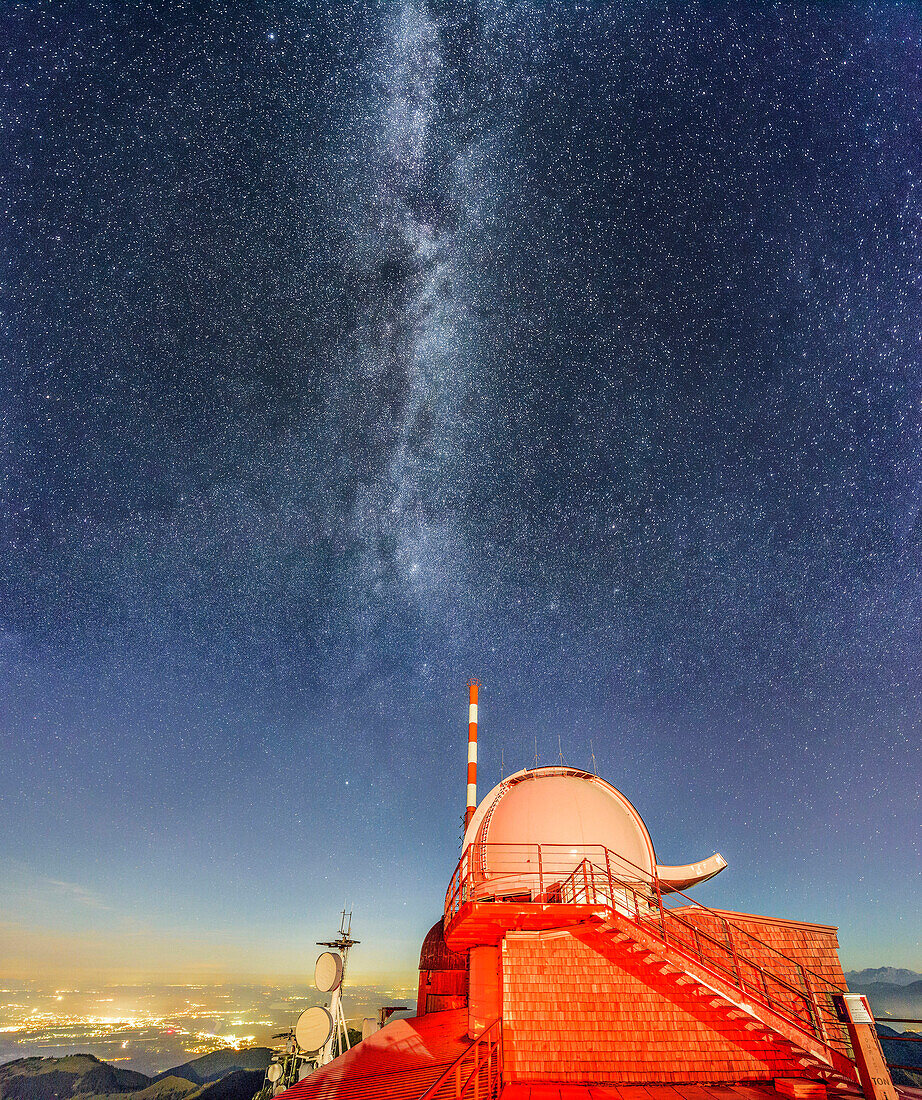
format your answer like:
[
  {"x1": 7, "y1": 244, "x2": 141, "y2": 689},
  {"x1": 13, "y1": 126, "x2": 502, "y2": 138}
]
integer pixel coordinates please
[
  {"x1": 455, "y1": 766, "x2": 726, "y2": 903},
  {"x1": 459, "y1": 767, "x2": 656, "y2": 902},
  {"x1": 480, "y1": 768, "x2": 654, "y2": 872}
]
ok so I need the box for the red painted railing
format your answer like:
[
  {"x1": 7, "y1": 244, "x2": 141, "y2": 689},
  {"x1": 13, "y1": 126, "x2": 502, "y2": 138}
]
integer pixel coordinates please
[
  {"x1": 445, "y1": 843, "x2": 851, "y2": 1059},
  {"x1": 418, "y1": 1018, "x2": 502, "y2": 1100}
]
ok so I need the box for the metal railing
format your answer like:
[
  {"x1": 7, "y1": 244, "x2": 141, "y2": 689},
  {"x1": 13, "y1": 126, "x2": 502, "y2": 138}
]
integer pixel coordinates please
[
  {"x1": 878, "y1": 1018, "x2": 922, "y2": 1076},
  {"x1": 418, "y1": 1018, "x2": 502, "y2": 1100},
  {"x1": 444, "y1": 842, "x2": 851, "y2": 1057}
]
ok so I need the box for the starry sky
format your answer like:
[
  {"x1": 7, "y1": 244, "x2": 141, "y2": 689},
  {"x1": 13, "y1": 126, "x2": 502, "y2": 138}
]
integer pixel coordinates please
[{"x1": 2, "y1": 0, "x2": 921, "y2": 989}]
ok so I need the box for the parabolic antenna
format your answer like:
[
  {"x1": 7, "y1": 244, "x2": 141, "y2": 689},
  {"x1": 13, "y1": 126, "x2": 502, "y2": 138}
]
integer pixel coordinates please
[
  {"x1": 361, "y1": 1018, "x2": 378, "y2": 1041},
  {"x1": 314, "y1": 950, "x2": 344, "y2": 993},
  {"x1": 296, "y1": 1006, "x2": 334, "y2": 1052},
  {"x1": 266, "y1": 1064, "x2": 282, "y2": 1083},
  {"x1": 298, "y1": 1064, "x2": 314, "y2": 1082}
]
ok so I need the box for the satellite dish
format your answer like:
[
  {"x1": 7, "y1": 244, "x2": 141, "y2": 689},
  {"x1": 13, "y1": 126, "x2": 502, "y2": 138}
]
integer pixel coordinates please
[
  {"x1": 361, "y1": 1018, "x2": 379, "y2": 1041},
  {"x1": 314, "y1": 951, "x2": 344, "y2": 992},
  {"x1": 266, "y1": 1064, "x2": 282, "y2": 1083},
  {"x1": 296, "y1": 1006, "x2": 334, "y2": 1051},
  {"x1": 298, "y1": 1064, "x2": 314, "y2": 1082}
]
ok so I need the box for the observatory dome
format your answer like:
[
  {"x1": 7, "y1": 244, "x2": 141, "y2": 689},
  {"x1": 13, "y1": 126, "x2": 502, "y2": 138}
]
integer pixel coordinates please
[
  {"x1": 456, "y1": 766, "x2": 726, "y2": 903},
  {"x1": 419, "y1": 920, "x2": 468, "y2": 972},
  {"x1": 474, "y1": 767, "x2": 653, "y2": 872},
  {"x1": 417, "y1": 919, "x2": 469, "y2": 1016},
  {"x1": 456, "y1": 767, "x2": 656, "y2": 903}
]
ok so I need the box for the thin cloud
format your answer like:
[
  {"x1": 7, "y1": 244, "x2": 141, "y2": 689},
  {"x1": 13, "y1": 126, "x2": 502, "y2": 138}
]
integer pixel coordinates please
[{"x1": 43, "y1": 877, "x2": 112, "y2": 911}]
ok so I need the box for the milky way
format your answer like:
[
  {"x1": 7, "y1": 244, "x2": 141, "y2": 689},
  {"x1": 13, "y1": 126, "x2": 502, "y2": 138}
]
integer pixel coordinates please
[
  {"x1": 337, "y1": 2, "x2": 480, "y2": 627},
  {"x1": 2, "y1": 2, "x2": 921, "y2": 979}
]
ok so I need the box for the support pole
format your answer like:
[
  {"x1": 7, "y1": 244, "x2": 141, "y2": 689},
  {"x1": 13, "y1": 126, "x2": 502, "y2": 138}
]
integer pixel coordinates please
[{"x1": 832, "y1": 994, "x2": 899, "y2": 1100}]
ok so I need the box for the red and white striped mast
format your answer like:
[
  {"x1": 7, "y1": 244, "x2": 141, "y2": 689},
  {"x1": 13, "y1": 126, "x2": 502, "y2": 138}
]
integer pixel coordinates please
[{"x1": 465, "y1": 681, "x2": 479, "y2": 832}]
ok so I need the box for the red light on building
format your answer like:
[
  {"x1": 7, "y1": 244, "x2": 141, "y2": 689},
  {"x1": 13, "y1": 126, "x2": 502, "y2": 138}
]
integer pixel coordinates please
[{"x1": 275, "y1": 684, "x2": 900, "y2": 1100}]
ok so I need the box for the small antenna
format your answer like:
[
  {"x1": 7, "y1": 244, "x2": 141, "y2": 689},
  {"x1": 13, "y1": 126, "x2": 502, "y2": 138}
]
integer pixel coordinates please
[
  {"x1": 501, "y1": 747, "x2": 505, "y2": 778},
  {"x1": 534, "y1": 733, "x2": 539, "y2": 769},
  {"x1": 590, "y1": 738, "x2": 597, "y2": 775},
  {"x1": 557, "y1": 733, "x2": 564, "y2": 765}
]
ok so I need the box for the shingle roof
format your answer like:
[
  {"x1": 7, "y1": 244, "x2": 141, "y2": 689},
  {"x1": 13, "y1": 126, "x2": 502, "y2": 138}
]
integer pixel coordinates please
[{"x1": 276, "y1": 1010, "x2": 470, "y2": 1100}]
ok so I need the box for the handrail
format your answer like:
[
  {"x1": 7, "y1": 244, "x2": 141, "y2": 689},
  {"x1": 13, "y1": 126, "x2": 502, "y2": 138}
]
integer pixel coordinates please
[
  {"x1": 449, "y1": 840, "x2": 846, "y2": 998},
  {"x1": 444, "y1": 843, "x2": 852, "y2": 1057},
  {"x1": 417, "y1": 1018, "x2": 502, "y2": 1100},
  {"x1": 568, "y1": 857, "x2": 823, "y2": 1037},
  {"x1": 657, "y1": 876, "x2": 848, "y2": 996},
  {"x1": 448, "y1": 841, "x2": 847, "y2": 994}
]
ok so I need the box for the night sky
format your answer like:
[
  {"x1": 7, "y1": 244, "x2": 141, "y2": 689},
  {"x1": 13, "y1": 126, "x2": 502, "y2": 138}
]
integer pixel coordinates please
[{"x1": 2, "y1": 1, "x2": 921, "y2": 986}]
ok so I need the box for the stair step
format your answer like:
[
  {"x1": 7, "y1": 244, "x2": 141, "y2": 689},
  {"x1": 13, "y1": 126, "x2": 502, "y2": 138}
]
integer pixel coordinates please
[{"x1": 609, "y1": 913, "x2": 853, "y2": 1086}]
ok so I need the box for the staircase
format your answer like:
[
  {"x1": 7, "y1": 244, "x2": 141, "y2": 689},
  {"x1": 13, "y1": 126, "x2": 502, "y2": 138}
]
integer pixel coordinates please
[
  {"x1": 418, "y1": 1019, "x2": 502, "y2": 1100},
  {"x1": 597, "y1": 907, "x2": 855, "y2": 1087},
  {"x1": 560, "y1": 856, "x2": 859, "y2": 1089}
]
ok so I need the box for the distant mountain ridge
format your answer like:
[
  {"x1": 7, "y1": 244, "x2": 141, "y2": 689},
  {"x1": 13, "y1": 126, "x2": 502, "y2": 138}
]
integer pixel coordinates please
[
  {"x1": 0, "y1": 1051, "x2": 270, "y2": 1100},
  {"x1": 846, "y1": 967, "x2": 922, "y2": 987},
  {"x1": 69, "y1": 1072, "x2": 265, "y2": 1100},
  {"x1": 151, "y1": 1050, "x2": 272, "y2": 1086},
  {"x1": 0, "y1": 1056, "x2": 149, "y2": 1100},
  {"x1": 72, "y1": 1077, "x2": 200, "y2": 1100}
]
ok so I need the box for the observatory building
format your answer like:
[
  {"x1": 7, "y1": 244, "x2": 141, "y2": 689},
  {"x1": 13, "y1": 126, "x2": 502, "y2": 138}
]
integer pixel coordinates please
[{"x1": 277, "y1": 686, "x2": 902, "y2": 1100}]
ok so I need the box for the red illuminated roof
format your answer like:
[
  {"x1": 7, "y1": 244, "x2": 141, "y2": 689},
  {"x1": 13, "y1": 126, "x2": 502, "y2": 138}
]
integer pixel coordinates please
[
  {"x1": 277, "y1": 1038, "x2": 922, "y2": 1100},
  {"x1": 276, "y1": 1010, "x2": 470, "y2": 1100}
]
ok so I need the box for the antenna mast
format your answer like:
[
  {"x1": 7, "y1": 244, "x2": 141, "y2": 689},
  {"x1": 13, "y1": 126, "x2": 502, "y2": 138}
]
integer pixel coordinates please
[
  {"x1": 317, "y1": 909, "x2": 359, "y2": 1066},
  {"x1": 259, "y1": 912, "x2": 360, "y2": 1099},
  {"x1": 465, "y1": 682, "x2": 478, "y2": 832}
]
